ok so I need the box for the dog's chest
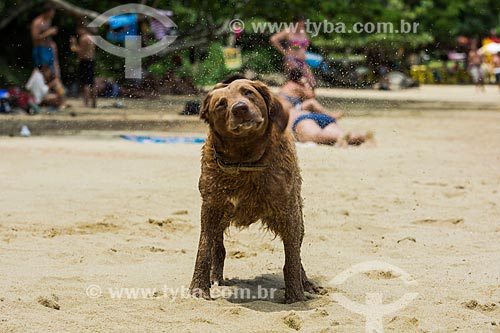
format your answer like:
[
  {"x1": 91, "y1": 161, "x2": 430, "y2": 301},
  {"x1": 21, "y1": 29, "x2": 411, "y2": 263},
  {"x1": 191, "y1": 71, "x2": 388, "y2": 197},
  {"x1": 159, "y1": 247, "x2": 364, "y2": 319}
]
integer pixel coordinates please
[
  {"x1": 219, "y1": 171, "x2": 294, "y2": 225},
  {"x1": 229, "y1": 196, "x2": 240, "y2": 208},
  {"x1": 227, "y1": 192, "x2": 267, "y2": 227}
]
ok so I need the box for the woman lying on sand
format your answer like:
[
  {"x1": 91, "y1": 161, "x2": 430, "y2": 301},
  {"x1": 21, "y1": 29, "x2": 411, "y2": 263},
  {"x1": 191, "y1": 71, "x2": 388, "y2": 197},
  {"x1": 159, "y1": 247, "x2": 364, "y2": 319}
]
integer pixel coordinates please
[{"x1": 278, "y1": 68, "x2": 371, "y2": 146}]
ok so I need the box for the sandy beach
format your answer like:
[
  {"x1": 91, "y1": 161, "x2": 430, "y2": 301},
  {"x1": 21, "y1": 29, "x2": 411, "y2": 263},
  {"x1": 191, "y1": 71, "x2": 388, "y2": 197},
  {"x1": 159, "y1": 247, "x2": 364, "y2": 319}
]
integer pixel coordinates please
[{"x1": 1, "y1": 104, "x2": 500, "y2": 332}]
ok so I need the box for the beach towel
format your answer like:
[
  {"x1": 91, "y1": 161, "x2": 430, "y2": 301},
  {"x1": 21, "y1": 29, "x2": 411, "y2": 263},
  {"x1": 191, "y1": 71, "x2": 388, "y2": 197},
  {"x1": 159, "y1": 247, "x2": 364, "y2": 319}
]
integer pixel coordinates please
[{"x1": 120, "y1": 135, "x2": 205, "y2": 144}]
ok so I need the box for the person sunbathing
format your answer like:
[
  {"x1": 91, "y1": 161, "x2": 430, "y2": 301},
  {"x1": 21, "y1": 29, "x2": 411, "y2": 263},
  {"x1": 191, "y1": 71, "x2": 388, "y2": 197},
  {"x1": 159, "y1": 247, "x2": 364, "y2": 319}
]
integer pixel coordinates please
[{"x1": 278, "y1": 69, "x2": 371, "y2": 146}]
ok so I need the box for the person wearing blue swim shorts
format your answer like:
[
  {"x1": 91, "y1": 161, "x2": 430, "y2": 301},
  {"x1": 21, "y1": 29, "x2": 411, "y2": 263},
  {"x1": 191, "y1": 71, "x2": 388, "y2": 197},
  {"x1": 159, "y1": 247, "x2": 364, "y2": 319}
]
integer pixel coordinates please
[
  {"x1": 30, "y1": 4, "x2": 66, "y2": 108},
  {"x1": 31, "y1": 5, "x2": 60, "y2": 81},
  {"x1": 278, "y1": 68, "x2": 371, "y2": 146}
]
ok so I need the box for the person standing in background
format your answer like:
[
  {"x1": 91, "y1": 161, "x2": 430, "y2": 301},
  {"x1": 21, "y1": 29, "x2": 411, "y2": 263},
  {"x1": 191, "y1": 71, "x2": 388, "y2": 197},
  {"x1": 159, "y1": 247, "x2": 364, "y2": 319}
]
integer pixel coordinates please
[
  {"x1": 493, "y1": 52, "x2": 500, "y2": 92},
  {"x1": 31, "y1": 4, "x2": 65, "y2": 108},
  {"x1": 31, "y1": 4, "x2": 60, "y2": 81},
  {"x1": 270, "y1": 14, "x2": 317, "y2": 88},
  {"x1": 468, "y1": 48, "x2": 485, "y2": 92},
  {"x1": 70, "y1": 25, "x2": 97, "y2": 108}
]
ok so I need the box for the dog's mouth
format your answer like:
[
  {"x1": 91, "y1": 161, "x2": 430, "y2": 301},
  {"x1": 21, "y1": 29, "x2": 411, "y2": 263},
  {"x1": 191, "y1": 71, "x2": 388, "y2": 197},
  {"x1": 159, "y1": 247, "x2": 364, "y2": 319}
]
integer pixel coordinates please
[{"x1": 229, "y1": 118, "x2": 264, "y2": 132}]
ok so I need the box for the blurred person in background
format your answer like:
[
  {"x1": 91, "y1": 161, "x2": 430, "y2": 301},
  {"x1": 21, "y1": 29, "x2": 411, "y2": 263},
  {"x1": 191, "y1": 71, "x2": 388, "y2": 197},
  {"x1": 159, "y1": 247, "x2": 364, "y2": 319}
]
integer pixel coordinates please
[
  {"x1": 279, "y1": 68, "x2": 371, "y2": 146},
  {"x1": 31, "y1": 4, "x2": 65, "y2": 107},
  {"x1": 493, "y1": 52, "x2": 500, "y2": 92},
  {"x1": 70, "y1": 25, "x2": 97, "y2": 108},
  {"x1": 31, "y1": 4, "x2": 60, "y2": 81},
  {"x1": 270, "y1": 14, "x2": 316, "y2": 87},
  {"x1": 468, "y1": 47, "x2": 485, "y2": 92}
]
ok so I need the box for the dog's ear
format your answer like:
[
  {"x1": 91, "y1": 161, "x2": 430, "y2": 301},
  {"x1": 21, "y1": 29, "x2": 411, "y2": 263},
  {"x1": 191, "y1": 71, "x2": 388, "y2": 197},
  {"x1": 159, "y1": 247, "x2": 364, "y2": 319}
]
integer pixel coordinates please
[
  {"x1": 252, "y1": 81, "x2": 289, "y2": 132},
  {"x1": 200, "y1": 83, "x2": 227, "y2": 122},
  {"x1": 199, "y1": 94, "x2": 211, "y2": 123}
]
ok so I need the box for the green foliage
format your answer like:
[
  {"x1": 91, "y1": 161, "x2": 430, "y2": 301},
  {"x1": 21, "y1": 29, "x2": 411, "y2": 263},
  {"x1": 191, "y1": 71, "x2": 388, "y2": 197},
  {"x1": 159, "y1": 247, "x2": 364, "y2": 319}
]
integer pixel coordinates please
[
  {"x1": 146, "y1": 52, "x2": 193, "y2": 79},
  {"x1": 0, "y1": 57, "x2": 31, "y2": 85},
  {"x1": 0, "y1": 0, "x2": 499, "y2": 86},
  {"x1": 147, "y1": 56, "x2": 174, "y2": 77},
  {"x1": 176, "y1": 56, "x2": 194, "y2": 79},
  {"x1": 191, "y1": 42, "x2": 231, "y2": 86},
  {"x1": 242, "y1": 47, "x2": 281, "y2": 74},
  {"x1": 94, "y1": 51, "x2": 124, "y2": 80}
]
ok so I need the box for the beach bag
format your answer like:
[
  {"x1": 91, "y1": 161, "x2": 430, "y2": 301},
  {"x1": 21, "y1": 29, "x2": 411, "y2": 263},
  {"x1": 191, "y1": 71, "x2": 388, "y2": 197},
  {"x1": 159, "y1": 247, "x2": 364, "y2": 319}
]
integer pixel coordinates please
[
  {"x1": 8, "y1": 87, "x2": 39, "y2": 114},
  {"x1": 180, "y1": 101, "x2": 200, "y2": 115},
  {"x1": 25, "y1": 69, "x2": 49, "y2": 104}
]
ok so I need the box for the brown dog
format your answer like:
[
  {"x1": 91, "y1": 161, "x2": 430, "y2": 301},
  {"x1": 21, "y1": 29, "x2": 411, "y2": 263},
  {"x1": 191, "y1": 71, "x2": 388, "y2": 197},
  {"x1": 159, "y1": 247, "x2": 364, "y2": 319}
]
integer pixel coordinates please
[{"x1": 189, "y1": 79, "x2": 317, "y2": 303}]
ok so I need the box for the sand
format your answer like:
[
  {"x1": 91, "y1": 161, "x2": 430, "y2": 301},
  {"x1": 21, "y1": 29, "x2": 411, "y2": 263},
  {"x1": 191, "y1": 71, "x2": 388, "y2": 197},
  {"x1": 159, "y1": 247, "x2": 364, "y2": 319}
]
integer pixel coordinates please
[{"x1": 1, "y1": 110, "x2": 500, "y2": 332}]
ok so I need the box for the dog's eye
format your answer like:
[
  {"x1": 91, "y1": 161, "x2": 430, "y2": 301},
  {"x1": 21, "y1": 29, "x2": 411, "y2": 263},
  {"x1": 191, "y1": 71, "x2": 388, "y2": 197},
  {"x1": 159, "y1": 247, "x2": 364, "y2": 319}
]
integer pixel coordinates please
[
  {"x1": 215, "y1": 100, "x2": 226, "y2": 110},
  {"x1": 243, "y1": 89, "x2": 254, "y2": 96}
]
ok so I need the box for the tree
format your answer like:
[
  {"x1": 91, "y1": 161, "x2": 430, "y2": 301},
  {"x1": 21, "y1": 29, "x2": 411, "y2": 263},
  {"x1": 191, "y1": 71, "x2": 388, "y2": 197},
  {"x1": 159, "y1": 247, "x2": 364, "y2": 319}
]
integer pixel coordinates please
[{"x1": 0, "y1": 0, "x2": 499, "y2": 85}]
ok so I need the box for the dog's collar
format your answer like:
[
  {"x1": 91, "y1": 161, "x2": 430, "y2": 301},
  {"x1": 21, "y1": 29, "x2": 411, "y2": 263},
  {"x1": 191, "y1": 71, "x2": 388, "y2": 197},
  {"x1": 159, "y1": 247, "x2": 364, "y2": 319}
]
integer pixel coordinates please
[{"x1": 213, "y1": 145, "x2": 268, "y2": 174}]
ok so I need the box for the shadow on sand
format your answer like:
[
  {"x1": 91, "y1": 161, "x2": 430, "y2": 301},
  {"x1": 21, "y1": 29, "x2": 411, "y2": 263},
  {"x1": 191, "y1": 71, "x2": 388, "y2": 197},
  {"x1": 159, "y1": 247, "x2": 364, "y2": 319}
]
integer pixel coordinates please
[{"x1": 216, "y1": 273, "x2": 327, "y2": 312}]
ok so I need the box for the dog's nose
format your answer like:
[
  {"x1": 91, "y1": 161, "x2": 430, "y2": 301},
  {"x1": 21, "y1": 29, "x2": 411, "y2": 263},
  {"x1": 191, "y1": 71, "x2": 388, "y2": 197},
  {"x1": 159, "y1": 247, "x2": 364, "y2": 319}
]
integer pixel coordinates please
[{"x1": 231, "y1": 102, "x2": 249, "y2": 116}]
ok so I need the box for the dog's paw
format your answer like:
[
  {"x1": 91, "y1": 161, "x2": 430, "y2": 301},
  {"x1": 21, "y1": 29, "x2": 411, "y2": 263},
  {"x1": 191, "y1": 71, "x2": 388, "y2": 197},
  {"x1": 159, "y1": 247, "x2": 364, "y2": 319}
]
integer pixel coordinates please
[
  {"x1": 210, "y1": 279, "x2": 226, "y2": 287},
  {"x1": 189, "y1": 286, "x2": 211, "y2": 300},
  {"x1": 303, "y1": 280, "x2": 326, "y2": 295},
  {"x1": 210, "y1": 272, "x2": 225, "y2": 287},
  {"x1": 284, "y1": 291, "x2": 307, "y2": 304}
]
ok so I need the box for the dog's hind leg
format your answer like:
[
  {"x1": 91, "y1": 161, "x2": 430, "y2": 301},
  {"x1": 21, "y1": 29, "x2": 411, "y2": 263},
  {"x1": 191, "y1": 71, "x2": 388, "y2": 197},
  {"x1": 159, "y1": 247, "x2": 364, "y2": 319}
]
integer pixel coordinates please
[
  {"x1": 279, "y1": 213, "x2": 307, "y2": 303},
  {"x1": 297, "y1": 209, "x2": 322, "y2": 294},
  {"x1": 301, "y1": 264, "x2": 322, "y2": 294}
]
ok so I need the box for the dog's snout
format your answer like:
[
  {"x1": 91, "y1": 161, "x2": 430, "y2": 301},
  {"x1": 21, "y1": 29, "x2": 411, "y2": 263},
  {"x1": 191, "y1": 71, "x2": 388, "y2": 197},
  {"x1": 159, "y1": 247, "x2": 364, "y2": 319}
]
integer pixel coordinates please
[{"x1": 231, "y1": 102, "x2": 249, "y2": 116}]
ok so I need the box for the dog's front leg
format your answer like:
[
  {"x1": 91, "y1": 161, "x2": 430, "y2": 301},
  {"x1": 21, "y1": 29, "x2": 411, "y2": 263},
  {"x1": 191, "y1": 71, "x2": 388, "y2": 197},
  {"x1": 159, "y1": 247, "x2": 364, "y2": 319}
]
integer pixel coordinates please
[
  {"x1": 210, "y1": 215, "x2": 229, "y2": 286},
  {"x1": 189, "y1": 201, "x2": 223, "y2": 299}
]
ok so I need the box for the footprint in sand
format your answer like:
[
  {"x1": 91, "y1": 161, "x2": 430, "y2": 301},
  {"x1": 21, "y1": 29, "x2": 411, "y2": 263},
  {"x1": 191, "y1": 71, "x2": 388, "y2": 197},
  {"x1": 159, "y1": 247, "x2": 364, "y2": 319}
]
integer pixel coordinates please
[
  {"x1": 44, "y1": 222, "x2": 119, "y2": 238},
  {"x1": 443, "y1": 191, "x2": 466, "y2": 198},
  {"x1": 37, "y1": 294, "x2": 60, "y2": 310},
  {"x1": 225, "y1": 307, "x2": 243, "y2": 315},
  {"x1": 147, "y1": 217, "x2": 193, "y2": 232},
  {"x1": 463, "y1": 299, "x2": 500, "y2": 315},
  {"x1": 259, "y1": 243, "x2": 276, "y2": 253},
  {"x1": 144, "y1": 246, "x2": 166, "y2": 253},
  {"x1": 228, "y1": 250, "x2": 257, "y2": 259},
  {"x1": 364, "y1": 270, "x2": 400, "y2": 280},
  {"x1": 387, "y1": 316, "x2": 420, "y2": 331},
  {"x1": 411, "y1": 218, "x2": 464, "y2": 226},
  {"x1": 413, "y1": 181, "x2": 447, "y2": 187},
  {"x1": 172, "y1": 210, "x2": 189, "y2": 215},
  {"x1": 283, "y1": 312, "x2": 302, "y2": 331},
  {"x1": 190, "y1": 318, "x2": 216, "y2": 325},
  {"x1": 1, "y1": 227, "x2": 18, "y2": 242}
]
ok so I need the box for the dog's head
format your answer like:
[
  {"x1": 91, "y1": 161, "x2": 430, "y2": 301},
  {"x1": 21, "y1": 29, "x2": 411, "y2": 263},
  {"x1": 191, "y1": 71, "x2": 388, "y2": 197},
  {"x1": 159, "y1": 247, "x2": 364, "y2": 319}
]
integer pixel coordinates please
[{"x1": 200, "y1": 79, "x2": 288, "y2": 137}]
